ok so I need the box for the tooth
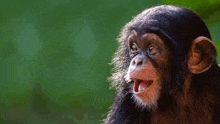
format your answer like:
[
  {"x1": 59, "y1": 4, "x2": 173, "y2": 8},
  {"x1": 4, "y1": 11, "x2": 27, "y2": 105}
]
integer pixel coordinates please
[{"x1": 138, "y1": 85, "x2": 145, "y2": 91}]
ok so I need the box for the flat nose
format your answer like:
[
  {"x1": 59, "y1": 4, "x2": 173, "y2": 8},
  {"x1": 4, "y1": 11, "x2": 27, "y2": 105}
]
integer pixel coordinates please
[
  {"x1": 132, "y1": 58, "x2": 143, "y2": 66},
  {"x1": 134, "y1": 58, "x2": 143, "y2": 65}
]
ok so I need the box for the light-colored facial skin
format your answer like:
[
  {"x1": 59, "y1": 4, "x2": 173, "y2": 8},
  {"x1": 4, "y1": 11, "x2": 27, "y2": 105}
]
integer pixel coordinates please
[{"x1": 126, "y1": 32, "x2": 171, "y2": 109}]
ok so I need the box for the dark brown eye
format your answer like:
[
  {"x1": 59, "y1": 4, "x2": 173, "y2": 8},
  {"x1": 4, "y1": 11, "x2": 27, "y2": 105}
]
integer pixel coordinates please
[
  {"x1": 147, "y1": 44, "x2": 157, "y2": 55},
  {"x1": 130, "y1": 42, "x2": 138, "y2": 52}
]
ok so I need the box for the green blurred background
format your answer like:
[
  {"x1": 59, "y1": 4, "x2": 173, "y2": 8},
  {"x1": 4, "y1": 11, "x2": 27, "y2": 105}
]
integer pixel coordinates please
[{"x1": 0, "y1": 0, "x2": 220, "y2": 123}]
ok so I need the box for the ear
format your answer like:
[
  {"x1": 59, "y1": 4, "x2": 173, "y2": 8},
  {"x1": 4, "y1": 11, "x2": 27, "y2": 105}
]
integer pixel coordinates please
[{"x1": 188, "y1": 36, "x2": 217, "y2": 74}]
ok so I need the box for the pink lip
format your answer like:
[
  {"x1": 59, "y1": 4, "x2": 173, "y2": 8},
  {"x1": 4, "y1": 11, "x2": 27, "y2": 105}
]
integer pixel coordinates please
[{"x1": 132, "y1": 79, "x2": 153, "y2": 94}]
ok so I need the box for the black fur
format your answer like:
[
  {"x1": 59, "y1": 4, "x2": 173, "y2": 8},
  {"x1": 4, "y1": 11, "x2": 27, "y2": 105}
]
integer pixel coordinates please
[{"x1": 105, "y1": 5, "x2": 220, "y2": 124}]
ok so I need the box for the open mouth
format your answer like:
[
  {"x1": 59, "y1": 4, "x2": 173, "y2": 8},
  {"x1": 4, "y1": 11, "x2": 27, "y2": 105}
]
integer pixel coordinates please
[{"x1": 132, "y1": 79, "x2": 153, "y2": 93}]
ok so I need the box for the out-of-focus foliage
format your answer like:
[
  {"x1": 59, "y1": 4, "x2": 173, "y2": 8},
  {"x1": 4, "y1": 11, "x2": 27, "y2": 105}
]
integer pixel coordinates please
[{"x1": 0, "y1": 0, "x2": 219, "y2": 123}]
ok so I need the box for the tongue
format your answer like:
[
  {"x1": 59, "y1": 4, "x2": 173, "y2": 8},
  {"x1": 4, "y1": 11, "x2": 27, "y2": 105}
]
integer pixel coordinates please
[
  {"x1": 134, "y1": 80, "x2": 152, "y2": 93},
  {"x1": 134, "y1": 80, "x2": 141, "y2": 92}
]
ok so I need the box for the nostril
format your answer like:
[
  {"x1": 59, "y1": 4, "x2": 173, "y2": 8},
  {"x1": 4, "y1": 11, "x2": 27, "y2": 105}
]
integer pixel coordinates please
[
  {"x1": 132, "y1": 60, "x2": 136, "y2": 66},
  {"x1": 131, "y1": 58, "x2": 144, "y2": 66},
  {"x1": 136, "y1": 59, "x2": 143, "y2": 65}
]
